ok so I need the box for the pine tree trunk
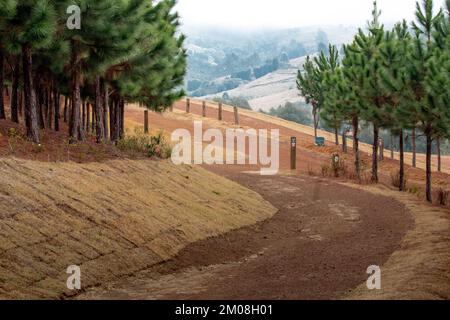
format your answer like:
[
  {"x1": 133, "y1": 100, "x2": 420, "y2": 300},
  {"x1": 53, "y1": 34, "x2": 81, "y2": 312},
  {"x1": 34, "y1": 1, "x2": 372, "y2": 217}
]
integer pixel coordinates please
[
  {"x1": 112, "y1": 98, "x2": 120, "y2": 142},
  {"x1": 390, "y1": 134, "x2": 394, "y2": 159},
  {"x1": 0, "y1": 46, "x2": 5, "y2": 120},
  {"x1": 437, "y1": 137, "x2": 441, "y2": 172},
  {"x1": 109, "y1": 99, "x2": 115, "y2": 139},
  {"x1": 22, "y1": 44, "x2": 40, "y2": 143},
  {"x1": 342, "y1": 128, "x2": 347, "y2": 153},
  {"x1": 334, "y1": 126, "x2": 339, "y2": 146},
  {"x1": 103, "y1": 84, "x2": 109, "y2": 141},
  {"x1": 120, "y1": 98, "x2": 125, "y2": 139},
  {"x1": 54, "y1": 90, "x2": 59, "y2": 131},
  {"x1": 47, "y1": 85, "x2": 53, "y2": 129},
  {"x1": 86, "y1": 102, "x2": 90, "y2": 134},
  {"x1": 91, "y1": 101, "x2": 95, "y2": 133},
  {"x1": 94, "y1": 76, "x2": 105, "y2": 143},
  {"x1": 70, "y1": 41, "x2": 83, "y2": 143},
  {"x1": 18, "y1": 90, "x2": 23, "y2": 118},
  {"x1": 426, "y1": 134, "x2": 433, "y2": 202},
  {"x1": 63, "y1": 96, "x2": 68, "y2": 123},
  {"x1": 11, "y1": 59, "x2": 20, "y2": 123},
  {"x1": 399, "y1": 130, "x2": 405, "y2": 191},
  {"x1": 352, "y1": 116, "x2": 360, "y2": 180},
  {"x1": 82, "y1": 100, "x2": 86, "y2": 132},
  {"x1": 412, "y1": 128, "x2": 416, "y2": 168},
  {"x1": 38, "y1": 83, "x2": 45, "y2": 129},
  {"x1": 371, "y1": 125, "x2": 379, "y2": 183},
  {"x1": 313, "y1": 108, "x2": 318, "y2": 139}
]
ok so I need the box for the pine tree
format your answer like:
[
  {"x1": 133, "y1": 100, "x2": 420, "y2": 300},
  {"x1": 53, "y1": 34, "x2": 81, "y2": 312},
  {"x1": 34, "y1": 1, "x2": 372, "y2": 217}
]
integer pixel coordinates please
[
  {"x1": 344, "y1": 1, "x2": 388, "y2": 183},
  {"x1": 379, "y1": 21, "x2": 415, "y2": 191},
  {"x1": 297, "y1": 57, "x2": 322, "y2": 139},
  {"x1": 406, "y1": 0, "x2": 447, "y2": 202},
  {"x1": 318, "y1": 45, "x2": 343, "y2": 145},
  {"x1": 110, "y1": 0, "x2": 186, "y2": 140},
  {"x1": 1, "y1": 0, "x2": 57, "y2": 143},
  {"x1": 0, "y1": 0, "x2": 18, "y2": 120}
]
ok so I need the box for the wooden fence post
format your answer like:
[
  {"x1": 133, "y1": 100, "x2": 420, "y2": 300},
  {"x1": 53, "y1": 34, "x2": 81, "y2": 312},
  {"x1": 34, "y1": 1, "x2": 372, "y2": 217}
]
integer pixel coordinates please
[
  {"x1": 234, "y1": 106, "x2": 239, "y2": 125},
  {"x1": 218, "y1": 102, "x2": 223, "y2": 121},
  {"x1": 290, "y1": 137, "x2": 297, "y2": 170},
  {"x1": 186, "y1": 98, "x2": 190, "y2": 113},
  {"x1": 202, "y1": 101, "x2": 206, "y2": 117},
  {"x1": 144, "y1": 110, "x2": 149, "y2": 134}
]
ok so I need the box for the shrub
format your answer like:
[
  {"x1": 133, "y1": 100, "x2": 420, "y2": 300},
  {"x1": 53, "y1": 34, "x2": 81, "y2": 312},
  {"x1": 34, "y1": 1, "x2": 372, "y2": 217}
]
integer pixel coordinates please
[
  {"x1": 117, "y1": 127, "x2": 172, "y2": 159},
  {"x1": 7, "y1": 128, "x2": 20, "y2": 138},
  {"x1": 329, "y1": 154, "x2": 347, "y2": 177},
  {"x1": 321, "y1": 164, "x2": 330, "y2": 177},
  {"x1": 390, "y1": 169, "x2": 408, "y2": 189},
  {"x1": 437, "y1": 188, "x2": 449, "y2": 206},
  {"x1": 147, "y1": 131, "x2": 172, "y2": 159}
]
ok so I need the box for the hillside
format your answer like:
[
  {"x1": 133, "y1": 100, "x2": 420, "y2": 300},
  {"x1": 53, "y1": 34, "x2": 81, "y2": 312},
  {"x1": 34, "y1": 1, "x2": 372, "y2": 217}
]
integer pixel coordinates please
[
  {"x1": 205, "y1": 56, "x2": 309, "y2": 111},
  {"x1": 74, "y1": 101, "x2": 449, "y2": 300},
  {"x1": 0, "y1": 157, "x2": 276, "y2": 299}
]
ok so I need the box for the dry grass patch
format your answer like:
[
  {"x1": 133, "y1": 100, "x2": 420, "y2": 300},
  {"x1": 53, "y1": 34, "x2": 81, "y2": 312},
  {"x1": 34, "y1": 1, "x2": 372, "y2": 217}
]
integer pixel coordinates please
[
  {"x1": 342, "y1": 183, "x2": 450, "y2": 300},
  {"x1": 0, "y1": 157, "x2": 276, "y2": 299}
]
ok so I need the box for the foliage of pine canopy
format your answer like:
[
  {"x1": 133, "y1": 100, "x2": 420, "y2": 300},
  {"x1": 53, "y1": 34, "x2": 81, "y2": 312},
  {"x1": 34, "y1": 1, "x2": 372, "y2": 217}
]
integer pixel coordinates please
[
  {"x1": 297, "y1": 0, "x2": 449, "y2": 202},
  {"x1": 0, "y1": 0, "x2": 186, "y2": 143}
]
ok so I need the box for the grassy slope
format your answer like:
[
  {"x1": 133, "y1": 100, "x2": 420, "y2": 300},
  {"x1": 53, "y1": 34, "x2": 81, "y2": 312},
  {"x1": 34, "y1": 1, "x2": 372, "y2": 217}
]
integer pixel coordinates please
[
  {"x1": 191, "y1": 98, "x2": 450, "y2": 175},
  {"x1": 343, "y1": 183, "x2": 450, "y2": 300},
  {"x1": 0, "y1": 158, "x2": 276, "y2": 299}
]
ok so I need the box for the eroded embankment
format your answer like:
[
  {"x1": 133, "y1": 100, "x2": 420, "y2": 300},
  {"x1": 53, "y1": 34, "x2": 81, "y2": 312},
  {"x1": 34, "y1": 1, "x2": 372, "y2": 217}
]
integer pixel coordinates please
[{"x1": 0, "y1": 158, "x2": 276, "y2": 299}]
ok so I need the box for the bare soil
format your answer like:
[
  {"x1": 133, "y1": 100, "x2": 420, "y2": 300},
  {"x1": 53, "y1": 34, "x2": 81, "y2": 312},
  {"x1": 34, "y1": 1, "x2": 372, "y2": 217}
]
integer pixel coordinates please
[{"x1": 79, "y1": 166, "x2": 413, "y2": 300}]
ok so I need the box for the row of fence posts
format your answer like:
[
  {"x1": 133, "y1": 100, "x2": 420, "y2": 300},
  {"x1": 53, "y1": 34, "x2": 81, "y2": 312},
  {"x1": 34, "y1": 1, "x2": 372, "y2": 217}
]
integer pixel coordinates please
[
  {"x1": 142, "y1": 98, "x2": 298, "y2": 170},
  {"x1": 185, "y1": 98, "x2": 240, "y2": 125},
  {"x1": 140, "y1": 99, "x2": 434, "y2": 173}
]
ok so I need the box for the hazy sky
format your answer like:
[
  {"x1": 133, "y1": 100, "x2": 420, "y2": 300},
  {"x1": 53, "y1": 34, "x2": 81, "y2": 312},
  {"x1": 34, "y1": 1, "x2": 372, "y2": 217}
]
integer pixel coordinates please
[{"x1": 175, "y1": 0, "x2": 427, "y2": 29}]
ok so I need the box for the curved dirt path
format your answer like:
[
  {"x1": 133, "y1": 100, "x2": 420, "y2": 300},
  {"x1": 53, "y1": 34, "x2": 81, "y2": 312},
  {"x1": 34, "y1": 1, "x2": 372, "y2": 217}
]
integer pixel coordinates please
[{"x1": 78, "y1": 166, "x2": 412, "y2": 300}]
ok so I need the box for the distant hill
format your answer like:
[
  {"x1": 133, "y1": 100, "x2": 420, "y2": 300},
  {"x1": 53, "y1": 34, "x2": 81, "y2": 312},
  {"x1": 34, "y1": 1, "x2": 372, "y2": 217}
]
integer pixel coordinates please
[
  {"x1": 204, "y1": 56, "x2": 310, "y2": 112},
  {"x1": 184, "y1": 25, "x2": 356, "y2": 110}
]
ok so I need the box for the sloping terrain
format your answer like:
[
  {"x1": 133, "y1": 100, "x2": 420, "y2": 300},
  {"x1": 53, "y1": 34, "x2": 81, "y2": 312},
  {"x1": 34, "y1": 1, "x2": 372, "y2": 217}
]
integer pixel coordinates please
[
  {"x1": 186, "y1": 98, "x2": 450, "y2": 175},
  {"x1": 81, "y1": 102, "x2": 449, "y2": 300},
  {"x1": 205, "y1": 56, "x2": 309, "y2": 112},
  {"x1": 0, "y1": 158, "x2": 276, "y2": 299}
]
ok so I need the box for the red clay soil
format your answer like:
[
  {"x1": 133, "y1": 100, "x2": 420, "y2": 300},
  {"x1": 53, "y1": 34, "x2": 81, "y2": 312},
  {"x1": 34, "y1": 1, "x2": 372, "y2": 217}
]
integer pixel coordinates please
[
  {"x1": 78, "y1": 165, "x2": 413, "y2": 300},
  {"x1": 76, "y1": 104, "x2": 416, "y2": 300},
  {"x1": 0, "y1": 119, "x2": 132, "y2": 163},
  {"x1": 127, "y1": 101, "x2": 450, "y2": 207}
]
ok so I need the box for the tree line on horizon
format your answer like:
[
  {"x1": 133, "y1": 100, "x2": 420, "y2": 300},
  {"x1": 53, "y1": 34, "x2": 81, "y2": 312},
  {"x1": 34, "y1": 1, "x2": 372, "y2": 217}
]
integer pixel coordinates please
[
  {"x1": 297, "y1": 0, "x2": 449, "y2": 202},
  {"x1": 0, "y1": 0, "x2": 186, "y2": 144}
]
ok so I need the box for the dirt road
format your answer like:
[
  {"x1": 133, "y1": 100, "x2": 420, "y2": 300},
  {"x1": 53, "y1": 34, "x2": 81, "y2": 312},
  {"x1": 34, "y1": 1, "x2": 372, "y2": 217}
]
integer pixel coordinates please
[{"x1": 78, "y1": 165, "x2": 412, "y2": 300}]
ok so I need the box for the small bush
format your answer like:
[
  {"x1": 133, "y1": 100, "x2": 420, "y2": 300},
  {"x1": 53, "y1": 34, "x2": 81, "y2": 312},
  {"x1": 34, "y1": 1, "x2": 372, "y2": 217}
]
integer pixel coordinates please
[
  {"x1": 408, "y1": 186, "x2": 419, "y2": 195},
  {"x1": 7, "y1": 128, "x2": 20, "y2": 138},
  {"x1": 117, "y1": 127, "x2": 172, "y2": 159},
  {"x1": 330, "y1": 154, "x2": 347, "y2": 177},
  {"x1": 321, "y1": 164, "x2": 330, "y2": 177},
  {"x1": 437, "y1": 188, "x2": 449, "y2": 206},
  {"x1": 32, "y1": 143, "x2": 45, "y2": 153},
  {"x1": 390, "y1": 169, "x2": 408, "y2": 189},
  {"x1": 147, "y1": 131, "x2": 172, "y2": 159},
  {"x1": 359, "y1": 171, "x2": 372, "y2": 185}
]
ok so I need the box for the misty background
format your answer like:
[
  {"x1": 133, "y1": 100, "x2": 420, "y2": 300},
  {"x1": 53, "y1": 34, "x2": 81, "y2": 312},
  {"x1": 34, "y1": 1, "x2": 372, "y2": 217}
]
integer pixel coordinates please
[{"x1": 174, "y1": 0, "x2": 449, "y2": 154}]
